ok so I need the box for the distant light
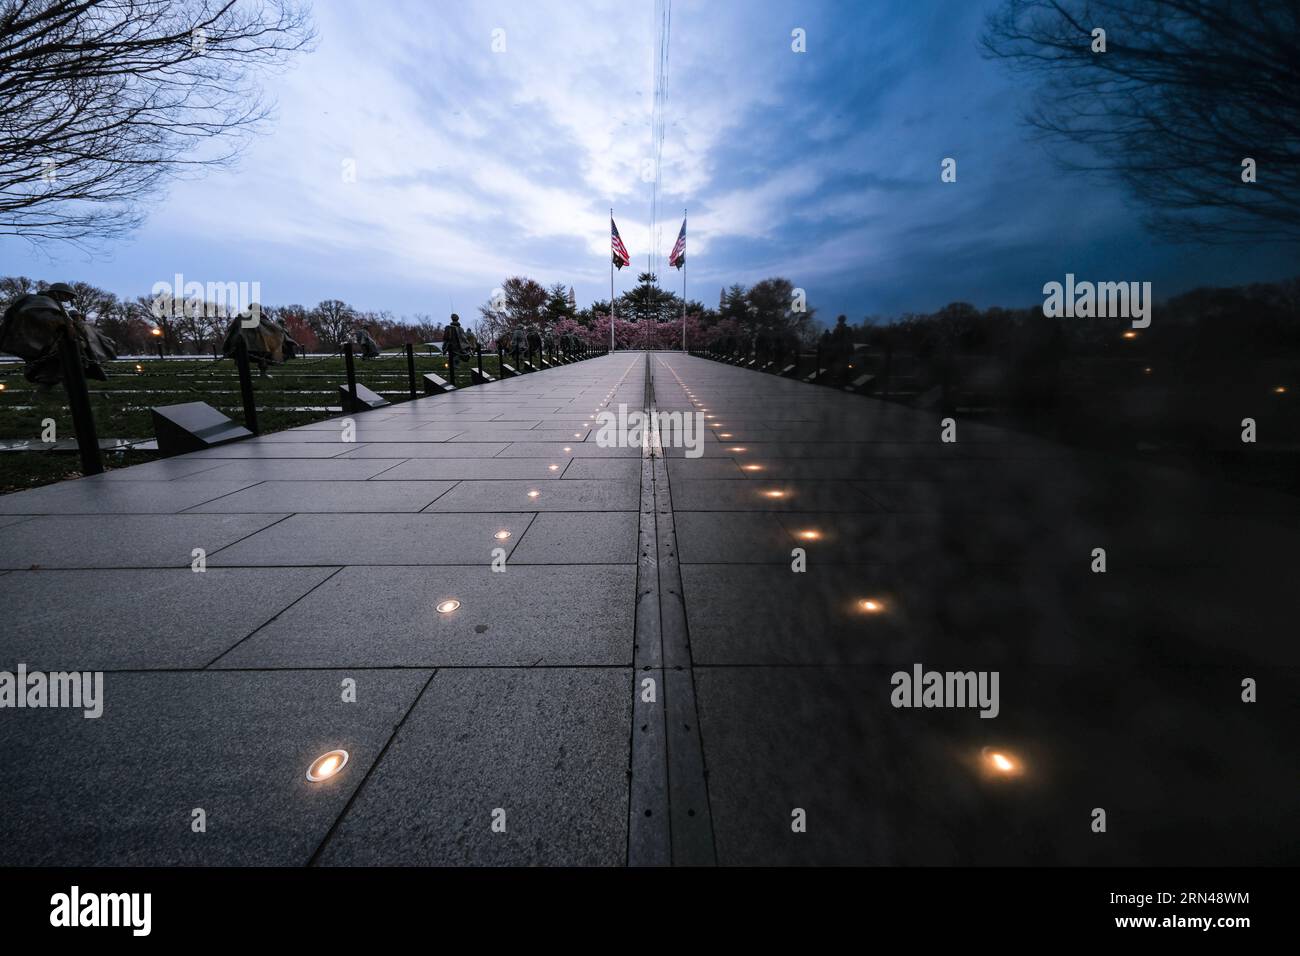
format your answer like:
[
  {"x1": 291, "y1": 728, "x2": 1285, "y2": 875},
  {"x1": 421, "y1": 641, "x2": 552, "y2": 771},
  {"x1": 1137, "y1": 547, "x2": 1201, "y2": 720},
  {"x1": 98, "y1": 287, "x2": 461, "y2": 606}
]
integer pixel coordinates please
[
  {"x1": 763, "y1": 490, "x2": 786, "y2": 499},
  {"x1": 150, "y1": 327, "x2": 162, "y2": 336},
  {"x1": 563, "y1": 446, "x2": 572, "y2": 452},
  {"x1": 0, "y1": 383, "x2": 6, "y2": 391},
  {"x1": 742, "y1": 464, "x2": 762, "y2": 472},
  {"x1": 527, "y1": 490, "x2": 540, "y2": 499},
  {"x1": 1143, "y1": 367, "x2": 1152, "y2": 374},
  {"x1": 730, "y1": 447, "x2": 746, "y2": 453},
  {"x1": 436, "y1": 599, "x2": 461, "y2": 614},
  {"x1": 548, "y1": 464, "x2": 559, "y2": 471},
  {"x1": 306, "y1": 750, "x2": 349, "y2": 782},
  {"x1": 1274, "y1": 386, "x2": 1287, "y2": 394},
  {"x1": 1121, "y1": 330, "x2": 1138, "y2": 340},
  {"x1": 857, "y1": 599, "x2": 883, "y2": 613},
  {"x1": 134, "y1": 364, "x2": 143, "y2": 373},
  {"x1": 574, "y1": 433, "x2": 581, "y2": 437},
  {"x1": 797, "y1": 530, "x2": 821, "y2": 540},
  {"x1": 981, "y1": 747, "x2": 1023, "y2": 777},
  {"x1": 494, "y1": 530, "x2": 511, "y2": 540}
]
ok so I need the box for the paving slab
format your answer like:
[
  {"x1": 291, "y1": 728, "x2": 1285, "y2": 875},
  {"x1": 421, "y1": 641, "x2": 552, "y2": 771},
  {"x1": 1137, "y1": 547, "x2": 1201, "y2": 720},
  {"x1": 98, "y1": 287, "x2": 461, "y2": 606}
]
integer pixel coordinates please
[
  {"x1": 177, "y1": 458, "x2": 407, "y2": 481},
  {"x1": 207, "y1": 512, "x2": 535, "y2": 566},
  {"x1": 316, "y1": 668, "x2": 631, "y2": 866},
  {"x1": 184, "y1": 480, "x2": 457, "y2": 513},
  {"x1": 0, "y1": 567, "x2": 335, "y2": 669},
  {"x1": 372, "y1": 458, "x2": 570, "y2": 480},
  {"x1": 422, "y1": 478, "x2": 638, "y2": 512},
  {"x1": 0, "y1": 670, "x2": 431, "y2": 865},
  {"x1": 213, "y1": 565, "x2": 634, "y2": 667},
  {"x1": 0, "y1": 479, "x2": 259, "y2": 514},
  {"x1": 0, "y1": 513, "x2": 286, "y2": 569},
  {"x1": 507, "y1": 511, "x2": 639, "y2": 564}
]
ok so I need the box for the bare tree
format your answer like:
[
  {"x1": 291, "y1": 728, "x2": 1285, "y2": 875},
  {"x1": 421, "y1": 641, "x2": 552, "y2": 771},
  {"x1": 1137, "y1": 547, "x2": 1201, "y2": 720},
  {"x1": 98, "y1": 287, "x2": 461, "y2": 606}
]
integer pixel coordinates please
[
  {"x1": 983, "y1": 0, "x2": 1300, "y2": 242},
  {"x1": 0, "y1": 0, "x2": 315, "y2": 246},
  {"x1": 309, "y1": 298, "x2": 353, "y2": 348}
]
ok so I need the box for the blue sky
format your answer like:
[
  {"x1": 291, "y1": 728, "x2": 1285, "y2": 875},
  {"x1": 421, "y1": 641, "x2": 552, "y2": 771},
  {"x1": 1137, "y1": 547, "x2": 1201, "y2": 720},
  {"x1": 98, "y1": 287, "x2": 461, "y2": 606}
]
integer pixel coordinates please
[{"x1": 2, "y1": 0, "x2": 1297, "y2": 324}]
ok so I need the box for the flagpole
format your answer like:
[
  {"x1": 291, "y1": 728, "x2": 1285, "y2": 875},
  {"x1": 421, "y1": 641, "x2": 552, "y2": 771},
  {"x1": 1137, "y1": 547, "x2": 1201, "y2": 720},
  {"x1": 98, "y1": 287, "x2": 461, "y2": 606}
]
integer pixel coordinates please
[
  {"x1": 681, "y1": 208, "x2": 687, "y2": 352},
  {"x1": 609, "y1": 207, "x2": 615, "y2": 353}
]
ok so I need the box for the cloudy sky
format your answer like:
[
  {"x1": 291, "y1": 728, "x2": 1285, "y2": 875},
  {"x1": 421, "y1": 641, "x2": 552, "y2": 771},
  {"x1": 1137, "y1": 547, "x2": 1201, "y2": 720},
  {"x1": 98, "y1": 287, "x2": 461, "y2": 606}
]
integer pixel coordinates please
[{"x1": 3, "y1": 0, "x2": 1297, "y2": 324}]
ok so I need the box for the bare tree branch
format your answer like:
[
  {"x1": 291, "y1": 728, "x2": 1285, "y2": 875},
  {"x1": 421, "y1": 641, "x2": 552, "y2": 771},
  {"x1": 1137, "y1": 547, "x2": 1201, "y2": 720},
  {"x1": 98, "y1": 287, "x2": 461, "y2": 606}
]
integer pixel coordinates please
[
  {"x1": 0, "y1": 0, "x2": 315, "y2": 245},
  {"x1": 983, "y1": 0, "x2": 1300, "y2": 243}
]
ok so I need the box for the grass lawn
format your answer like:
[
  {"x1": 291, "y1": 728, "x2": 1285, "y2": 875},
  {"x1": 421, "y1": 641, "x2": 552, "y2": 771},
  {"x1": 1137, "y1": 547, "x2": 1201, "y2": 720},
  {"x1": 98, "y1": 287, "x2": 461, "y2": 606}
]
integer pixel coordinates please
[{"x1": 0, "y1": 350, "x2": 517, "y2": 493}]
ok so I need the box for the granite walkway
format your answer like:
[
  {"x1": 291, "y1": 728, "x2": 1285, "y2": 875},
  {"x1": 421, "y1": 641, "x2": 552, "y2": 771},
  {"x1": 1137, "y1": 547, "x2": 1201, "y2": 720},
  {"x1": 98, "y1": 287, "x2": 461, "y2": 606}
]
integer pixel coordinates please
[{"x1": 0, "y1": 352, "x2": 1294, "y2": 865}]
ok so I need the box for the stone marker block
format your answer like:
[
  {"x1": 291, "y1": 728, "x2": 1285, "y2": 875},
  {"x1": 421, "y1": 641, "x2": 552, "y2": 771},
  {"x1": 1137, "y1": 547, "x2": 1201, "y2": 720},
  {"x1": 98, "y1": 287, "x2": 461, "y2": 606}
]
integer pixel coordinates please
[
  {"x1": 151, "y1": 402, "x2": 253, "y2": 457},
  {"x1": 780, "y1": 364, "x2": 797, "y2": 377},
  {"x1": 845, "y1": 373, "x2": 875, "y2": 393},
  {"x1": 470, "y1": 367, "x2": 495, "y2": 385},
  {"x1": 500, "y1": 363, "x2": 520, "y2": 378},
  {"x1": 522, "y1": 361, "x2": 539, "y2": 373},
  {"x1": 339, "y1": 383, "x2": 392, "y2": 412},
  {"x1": 422, "y1": 373, "x2": 455, "y2": 395},
  {"x1": 803, "y1": 368, "x2": 827, "y2": 383}
]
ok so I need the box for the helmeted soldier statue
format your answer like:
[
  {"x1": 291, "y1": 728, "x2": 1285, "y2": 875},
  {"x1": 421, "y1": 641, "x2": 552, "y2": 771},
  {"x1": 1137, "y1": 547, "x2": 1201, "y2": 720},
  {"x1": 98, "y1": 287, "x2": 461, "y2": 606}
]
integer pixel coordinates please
[
  {"x1": 221, "y1": 304, "x2": 298, "y2": 377},
  {"x1": 442, "y1": 313, "x2": 470, "y2": 360},
  {"x1": 354, "y1": 327, "x2": 381, "y2": 359},
  {"x1": 509, "y1": 323, "x2": 527, "y2": 359},
  {"x1": 0, "y1": 281, "x2": 117, "y2": 386}
]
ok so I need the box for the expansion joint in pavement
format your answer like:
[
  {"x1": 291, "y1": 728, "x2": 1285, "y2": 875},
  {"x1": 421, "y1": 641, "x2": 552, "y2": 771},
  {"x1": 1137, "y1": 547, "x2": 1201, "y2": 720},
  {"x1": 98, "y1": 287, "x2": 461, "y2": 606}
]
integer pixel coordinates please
[{"x1": 626, "y1": 353, "x2": 716, "y2": 866}]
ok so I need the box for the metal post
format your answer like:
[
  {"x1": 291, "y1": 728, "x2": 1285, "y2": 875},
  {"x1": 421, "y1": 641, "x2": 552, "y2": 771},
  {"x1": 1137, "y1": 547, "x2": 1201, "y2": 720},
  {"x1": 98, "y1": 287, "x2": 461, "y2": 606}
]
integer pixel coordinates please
[
  {"x1": 234, "y1": 334, "x2": 260, "y2": 435},
  {"x1": 156, "y1": 343, "x2": 164, "y2": 360},
  {"x1": 343, "y1": 342, "x2": 358, "y2": 413},
  {"x1": 58, "y1": 326, "x2": 103, "y2": 475},
  {"x1": 881, "y1": 336, "x2": 893, "y2": 400},
  {"x1": 477, "y1": 344, "x2": 484, "y2": 380},
  {"x1": 405, "y1": 343, "x2": 417, "y2": 399},
  {"x1": 449, "y1": 349, "x2": 457, "y2": 387}
]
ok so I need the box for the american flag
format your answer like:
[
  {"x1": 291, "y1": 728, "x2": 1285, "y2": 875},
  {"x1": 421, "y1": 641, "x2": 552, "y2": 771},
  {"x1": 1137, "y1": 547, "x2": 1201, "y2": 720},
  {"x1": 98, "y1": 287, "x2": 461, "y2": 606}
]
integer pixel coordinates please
[
  {"x1": 668, "y1": 217, "x2": 686, "y2": 269},
  {"x1": 611, "y1": 217, "x2": 631, "y2": 269}
]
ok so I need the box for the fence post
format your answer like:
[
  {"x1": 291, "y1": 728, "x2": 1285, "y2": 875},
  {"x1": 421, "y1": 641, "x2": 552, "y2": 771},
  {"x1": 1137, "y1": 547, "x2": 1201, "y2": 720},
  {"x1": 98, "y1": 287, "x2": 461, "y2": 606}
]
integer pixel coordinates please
[
  {"x1": 58, "y1": 326, "x2": 103, "y2": 475},
  {"x1": 343, "y1": 342, "x2": 358, "y2": 413},
  {"x1": 405, "y1": 343, "x2": 417, "y2": 399},
  {"x1": 477, "y1": 344, "x2": 484, "y2": 380},
  {"x1": 881, "y1": 337, "x2": 893, "y2": 400},
  {"x1": 234, "y1": 334, "x2": 260, "y2": 435}
]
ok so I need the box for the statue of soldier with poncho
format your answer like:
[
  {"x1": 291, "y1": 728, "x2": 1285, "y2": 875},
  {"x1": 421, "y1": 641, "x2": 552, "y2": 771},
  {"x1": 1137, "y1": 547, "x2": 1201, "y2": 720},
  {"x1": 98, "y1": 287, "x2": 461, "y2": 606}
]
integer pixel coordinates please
[
  {"x1": 0, "y1": 282, "x2": 117, "y2": 386},
  {"x1": 221, "y1": 305, "x2": 299, "y2": 377},
  {"x1": 442, "y1": 313, "x2": 470, "y2": 360}
]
